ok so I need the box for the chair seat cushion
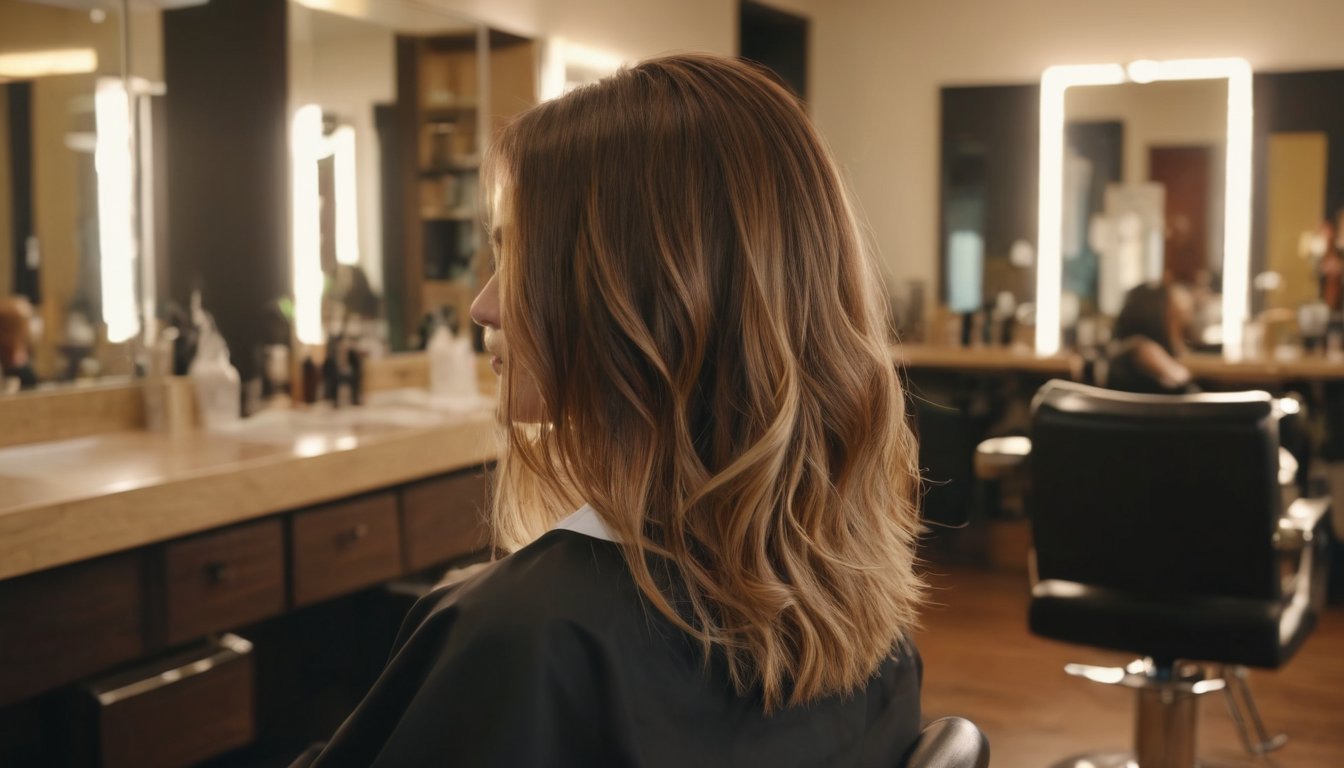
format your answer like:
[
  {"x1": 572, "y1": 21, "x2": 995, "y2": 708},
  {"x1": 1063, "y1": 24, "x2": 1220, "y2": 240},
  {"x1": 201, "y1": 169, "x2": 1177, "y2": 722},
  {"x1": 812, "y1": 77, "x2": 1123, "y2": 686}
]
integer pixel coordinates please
[{"x1": 1029, "y1": 578, "x2": 1317, "y2": 669}]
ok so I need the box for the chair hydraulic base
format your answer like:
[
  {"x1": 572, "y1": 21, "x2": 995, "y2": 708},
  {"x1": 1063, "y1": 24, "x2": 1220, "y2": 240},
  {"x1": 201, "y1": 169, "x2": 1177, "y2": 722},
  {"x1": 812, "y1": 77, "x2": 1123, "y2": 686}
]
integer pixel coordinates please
[{"x1": 1047, "y1": 658, "x2": 1285, "y2": 768}]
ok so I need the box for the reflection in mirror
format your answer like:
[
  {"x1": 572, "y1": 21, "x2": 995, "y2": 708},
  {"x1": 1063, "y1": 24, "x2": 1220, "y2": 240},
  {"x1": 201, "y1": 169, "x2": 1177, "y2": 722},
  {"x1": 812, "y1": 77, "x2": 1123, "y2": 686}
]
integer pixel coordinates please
[
  {"x1": 0, "y1": 0, "x2": 163, "y2": 393},
  {"x1": 1061, "y1": 79, "x2": 1227, "y2": 334},
  {"x1": 288, "y1": 0, "x2": 537, "y2": 370}
]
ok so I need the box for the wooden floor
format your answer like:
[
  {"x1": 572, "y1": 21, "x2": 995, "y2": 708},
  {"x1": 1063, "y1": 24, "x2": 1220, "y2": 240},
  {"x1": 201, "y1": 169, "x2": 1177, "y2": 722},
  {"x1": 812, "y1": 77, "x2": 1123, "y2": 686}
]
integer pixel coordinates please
[{"x1": 912, "y1": 566, "x2": 1344, "y2": 768}]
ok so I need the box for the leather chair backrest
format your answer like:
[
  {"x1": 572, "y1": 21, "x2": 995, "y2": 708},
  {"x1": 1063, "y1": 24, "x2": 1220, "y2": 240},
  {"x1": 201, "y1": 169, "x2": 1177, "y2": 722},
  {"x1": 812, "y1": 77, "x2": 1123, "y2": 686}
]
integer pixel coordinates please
[{"x1": 1029, "y1": 380, "x2": 1281, "y2": 601}]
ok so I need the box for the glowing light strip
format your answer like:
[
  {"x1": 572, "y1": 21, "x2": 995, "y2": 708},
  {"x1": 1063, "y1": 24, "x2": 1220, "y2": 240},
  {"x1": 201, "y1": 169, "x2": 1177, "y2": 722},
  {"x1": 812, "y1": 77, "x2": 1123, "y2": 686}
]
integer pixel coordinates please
[
  {"x1": 1036, "y1": 58, "x2": 1253, "y2": 361},
  {"x1": 1222, "y1": 60, "x2": 1254, "y2": 363},
  {"x1": 1036, "y1": 64, "x2": 1126, "y2": 356},
  {"x1": 331, "y1": 125, "x2": 360, "y2": 266},
  {"x1": 0, "y1": 48, "x2": 96, "y2": 79},
  {"x1": 291, "y1": 104, "x2": 325, "y2": 345},
  {"x1": 96, "y1": 77, "x2": 141, "y2": 344}
]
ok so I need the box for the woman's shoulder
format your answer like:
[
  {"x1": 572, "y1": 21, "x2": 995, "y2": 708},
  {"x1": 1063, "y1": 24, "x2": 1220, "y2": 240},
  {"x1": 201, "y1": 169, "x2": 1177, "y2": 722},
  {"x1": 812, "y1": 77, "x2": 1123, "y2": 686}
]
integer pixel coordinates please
[{"x1": 403, "y1": 530, "x2": 638, "y2": 645}]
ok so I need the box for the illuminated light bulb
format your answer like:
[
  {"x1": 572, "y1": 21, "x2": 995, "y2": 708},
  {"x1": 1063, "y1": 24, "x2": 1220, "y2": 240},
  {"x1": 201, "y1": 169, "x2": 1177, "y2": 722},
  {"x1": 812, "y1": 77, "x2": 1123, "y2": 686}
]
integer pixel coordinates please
[
  {"x1": 0, "y1": 48, "x2": 97, "y2": 79},
  {"x1": 1126, "y1": 59, "x2": 1160, "y2": 84},
  {"x1": 96, "y1": 77, "x2": 141, "y2": 343},
  {"x1": 331, "y1": 125, "x2": 360, "y2": 266},
  {"x1": 292, "y1": 104, "x2": 325, "y2": 346}
]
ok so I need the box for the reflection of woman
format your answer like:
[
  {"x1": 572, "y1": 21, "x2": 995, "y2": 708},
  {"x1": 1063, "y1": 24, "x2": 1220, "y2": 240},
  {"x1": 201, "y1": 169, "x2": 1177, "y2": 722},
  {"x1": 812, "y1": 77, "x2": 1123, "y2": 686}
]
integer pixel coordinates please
[
  {"x1": 299, "y1": 55, "x2": 925, "y2": 767},
  {"x1": 0, "y1": 296, "x2": 38, "y2": 390},
  {"x1": 1105, "y1": 282, "x2": 1197, "y2": 395}
]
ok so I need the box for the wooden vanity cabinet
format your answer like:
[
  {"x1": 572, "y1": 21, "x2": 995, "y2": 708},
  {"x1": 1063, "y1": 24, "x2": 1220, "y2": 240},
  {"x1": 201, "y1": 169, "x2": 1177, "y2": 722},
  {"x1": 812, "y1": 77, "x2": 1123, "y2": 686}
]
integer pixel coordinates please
[
  {"x1": 0, "y1": 551, "x2": 145, "y2": 708},
  {"x1": 157, "y1": 519, "x2": 286, "y2": 646},
  {"x1": 0, "y1": 466, "x2": 490, "y2": 766},
  {"x1": 290, "y1": 492, "x2": 405, "y2": 608},
  {"x1": 401, "y1": 469, "x2": 490, "y2": 571}
]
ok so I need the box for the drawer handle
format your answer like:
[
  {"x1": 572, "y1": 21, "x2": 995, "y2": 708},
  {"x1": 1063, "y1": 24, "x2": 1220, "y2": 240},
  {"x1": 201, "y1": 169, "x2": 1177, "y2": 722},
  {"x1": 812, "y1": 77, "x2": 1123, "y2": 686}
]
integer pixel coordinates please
[
  {"x1": 91, "y1": 634, "x2": 253, "y2": 706},
  {"x1": 340, "y1": 523, "x2": 370, "y2": 545},
  {"x1": 205, "y1": 562, "x2": 233, "y2": 584}
]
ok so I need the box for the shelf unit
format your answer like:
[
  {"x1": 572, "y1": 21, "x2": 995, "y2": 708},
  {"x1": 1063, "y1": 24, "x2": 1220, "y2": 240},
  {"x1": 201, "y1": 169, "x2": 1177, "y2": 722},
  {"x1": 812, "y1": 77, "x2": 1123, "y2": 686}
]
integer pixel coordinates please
[{"x1": 386, "y1": 28, "x2": 536, "y2": 348}]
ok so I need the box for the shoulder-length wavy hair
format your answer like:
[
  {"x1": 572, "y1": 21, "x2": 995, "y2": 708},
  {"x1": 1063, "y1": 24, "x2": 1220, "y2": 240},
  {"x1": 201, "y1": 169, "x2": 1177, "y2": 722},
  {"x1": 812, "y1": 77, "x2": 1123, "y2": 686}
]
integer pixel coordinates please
[{"x1": 484, "y1": 53, "x2": 924, "y2": 711}]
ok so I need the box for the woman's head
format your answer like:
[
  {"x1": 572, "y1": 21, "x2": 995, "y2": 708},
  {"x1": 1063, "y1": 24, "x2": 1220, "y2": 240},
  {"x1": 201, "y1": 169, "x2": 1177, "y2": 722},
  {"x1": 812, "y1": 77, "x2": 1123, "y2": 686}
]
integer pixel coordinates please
[
  {"x1": 0, "y1": 296, "x2": 33, "y2": 371},
  {"x1": 1115, "y1": 281, "x2": 1192, "y2": 354},
  {"x1": 472, "y1": 53, "x2": 923, "y2": 711}
]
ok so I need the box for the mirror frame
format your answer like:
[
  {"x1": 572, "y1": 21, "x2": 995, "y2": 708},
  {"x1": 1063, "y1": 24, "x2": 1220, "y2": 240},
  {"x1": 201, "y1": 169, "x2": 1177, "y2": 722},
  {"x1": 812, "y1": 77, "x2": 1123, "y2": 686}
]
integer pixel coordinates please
[{"x1": 1035, "y1": 58, "x2": 1253, "y2": 359}]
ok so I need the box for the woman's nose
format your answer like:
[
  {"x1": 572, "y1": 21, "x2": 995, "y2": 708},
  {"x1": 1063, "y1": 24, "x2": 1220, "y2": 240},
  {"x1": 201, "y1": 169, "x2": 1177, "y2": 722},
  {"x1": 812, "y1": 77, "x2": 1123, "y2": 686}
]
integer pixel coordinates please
[{"x1": 470, "y1": 275, "x2": 501, "y2": 329}]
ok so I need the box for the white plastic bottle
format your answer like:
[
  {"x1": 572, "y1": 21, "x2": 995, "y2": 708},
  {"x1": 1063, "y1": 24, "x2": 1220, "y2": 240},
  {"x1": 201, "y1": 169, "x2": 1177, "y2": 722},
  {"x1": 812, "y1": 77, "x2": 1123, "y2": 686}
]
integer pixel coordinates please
[
  {"x1": 189, "y1": 316, "x2": 242, "y2": 429},
  {"x1": 428, "y1": 318, "x2": 478, "y2": 400}
]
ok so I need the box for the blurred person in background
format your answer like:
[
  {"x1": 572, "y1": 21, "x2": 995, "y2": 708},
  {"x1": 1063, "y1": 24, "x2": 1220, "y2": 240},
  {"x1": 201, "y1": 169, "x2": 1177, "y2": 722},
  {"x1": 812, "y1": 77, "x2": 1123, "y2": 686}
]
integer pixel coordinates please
[
  {"x1": 1105, "y1": 281, "x2": 1197, "y2": 395},
  {"x1": 0, "y1": 296, "x2": 38, "y2": 391}
]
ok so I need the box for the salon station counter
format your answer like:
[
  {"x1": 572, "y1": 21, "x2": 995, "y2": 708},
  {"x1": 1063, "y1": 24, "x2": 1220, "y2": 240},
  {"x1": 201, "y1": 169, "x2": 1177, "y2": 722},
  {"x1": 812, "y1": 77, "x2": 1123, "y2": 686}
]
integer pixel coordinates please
[
  {"x1": 0, "y1": 360, "x2": 502, "y2": 766},
  {"x1": 0, "y1": 397, "x2": 498, "y2": 583}
]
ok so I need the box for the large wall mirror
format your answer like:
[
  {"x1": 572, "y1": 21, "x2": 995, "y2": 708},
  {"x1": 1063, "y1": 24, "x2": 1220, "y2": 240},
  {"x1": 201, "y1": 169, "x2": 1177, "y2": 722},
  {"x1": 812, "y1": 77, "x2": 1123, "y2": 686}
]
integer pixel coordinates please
[
  {"x1": 288, "y1": 0, "x2": 537, "y2": 361},
  {"x1": 941, "y1": 64, "x2": 1344, "y2": 361},
  {"x1": 1, "y1": 0, "x2": 163, "y2": 391}
]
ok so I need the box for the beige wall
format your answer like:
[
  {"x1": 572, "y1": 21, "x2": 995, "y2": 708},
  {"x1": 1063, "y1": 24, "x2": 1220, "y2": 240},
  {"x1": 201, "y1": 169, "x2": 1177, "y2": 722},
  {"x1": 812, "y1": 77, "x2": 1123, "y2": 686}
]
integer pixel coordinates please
[{"x1": 804, "y1": 0, "x2": 1344, "y2": 302}]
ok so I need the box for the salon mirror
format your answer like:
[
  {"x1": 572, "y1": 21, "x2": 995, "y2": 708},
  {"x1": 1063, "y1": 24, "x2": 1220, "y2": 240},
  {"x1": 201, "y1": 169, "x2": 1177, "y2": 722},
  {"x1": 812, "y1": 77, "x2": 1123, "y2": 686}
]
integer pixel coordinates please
[
  {"x1": 1036, "y1": 61, "x2": 1251, "y2": 356},
  {"x1": 1, "y1": 0, "x2": 164, "y2": 393},
  {"x1": 288, "y1": 0, "x2": 537, "y2": 357}
]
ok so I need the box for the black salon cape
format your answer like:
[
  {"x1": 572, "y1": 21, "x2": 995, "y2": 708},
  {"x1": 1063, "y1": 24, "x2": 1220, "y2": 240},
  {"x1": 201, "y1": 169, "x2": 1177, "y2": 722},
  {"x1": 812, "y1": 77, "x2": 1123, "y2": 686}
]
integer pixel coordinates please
[{"x1": 295, "y1": 529, "x2": 922, "y2": 768}]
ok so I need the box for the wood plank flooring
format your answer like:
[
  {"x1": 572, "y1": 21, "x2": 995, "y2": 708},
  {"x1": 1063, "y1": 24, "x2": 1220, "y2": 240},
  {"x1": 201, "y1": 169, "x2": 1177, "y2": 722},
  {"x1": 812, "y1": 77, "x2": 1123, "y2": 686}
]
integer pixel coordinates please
[{"x1": 912, "y1": 566, "x2": 1344, "y2": 768}]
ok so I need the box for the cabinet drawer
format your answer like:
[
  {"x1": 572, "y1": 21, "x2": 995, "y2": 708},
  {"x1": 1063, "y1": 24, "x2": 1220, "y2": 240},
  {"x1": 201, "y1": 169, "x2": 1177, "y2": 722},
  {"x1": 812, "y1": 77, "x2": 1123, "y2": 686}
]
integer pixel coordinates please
[
  {"x1": 0, "y1": 552, "x2": 144, "y2": 707},
  {"x1": 87, "y1": 634, "x2": 255, "y2": 768},
  {"x1": 291, "y1": 492, "x2": 402, "y2": 607},
  {"x1": 401, "y1": 470, "x2": 490, "y2": 571},
  {"x1": 161, "y1": 519, "x2": 285, "y2": 645}
]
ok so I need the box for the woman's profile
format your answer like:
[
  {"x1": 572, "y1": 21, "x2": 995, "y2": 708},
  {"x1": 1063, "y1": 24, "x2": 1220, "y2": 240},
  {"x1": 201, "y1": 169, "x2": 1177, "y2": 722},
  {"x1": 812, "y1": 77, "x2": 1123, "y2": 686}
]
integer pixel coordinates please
[{"x1": 300, "y1": 53, "x2": 926, "y2": 768}]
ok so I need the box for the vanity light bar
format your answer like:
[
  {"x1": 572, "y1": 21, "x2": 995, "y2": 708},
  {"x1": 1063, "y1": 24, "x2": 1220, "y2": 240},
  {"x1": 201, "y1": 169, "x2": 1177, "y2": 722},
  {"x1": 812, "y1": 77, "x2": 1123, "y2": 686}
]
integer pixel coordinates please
[
  {"x1": 332, "y1": 125, "x2": 360, "y2": 267},
  {"x1": 292, "y1": 104, "x2": 325, "y2": 346},
  {"x1": 1035, "y1": 64, "x2": 1126, "y2": 356},
  {"x1": 96, "y1": 77, "x2": 141, "y2": 344},
  {"x1": 0, "y1": 48, "x2": 96, "y2": 80},
  {"x1": 1035, "y1": 58, "x2": 1253, "y2": 361}
]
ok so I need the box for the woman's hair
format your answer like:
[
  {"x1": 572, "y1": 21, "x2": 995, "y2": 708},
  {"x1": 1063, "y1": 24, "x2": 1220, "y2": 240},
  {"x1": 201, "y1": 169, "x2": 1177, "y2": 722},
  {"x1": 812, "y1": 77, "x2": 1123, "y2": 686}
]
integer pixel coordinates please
[
  {"x1": 1115, "y1": 282, "x2": 1177, "y2": 353},
  {"x1": 483, "y1": 53, "x2": 924, "y2": 711}
]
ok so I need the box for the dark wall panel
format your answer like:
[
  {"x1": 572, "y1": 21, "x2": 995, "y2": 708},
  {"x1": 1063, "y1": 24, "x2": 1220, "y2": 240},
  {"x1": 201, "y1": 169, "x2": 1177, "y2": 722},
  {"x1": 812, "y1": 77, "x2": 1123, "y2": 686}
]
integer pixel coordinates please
[
  {"x1": 1252, "y1": 69, "x2": 1344, "y2": 284},
  {"x1": 739, "y1": 1, "x2": 808, "y2": 100},
  {"x1": 164, "y1": 0, "x2": 289, "y2": 381},
  {"x1": 940, "y1": 84, "x2": 1039, "y2": 304}
]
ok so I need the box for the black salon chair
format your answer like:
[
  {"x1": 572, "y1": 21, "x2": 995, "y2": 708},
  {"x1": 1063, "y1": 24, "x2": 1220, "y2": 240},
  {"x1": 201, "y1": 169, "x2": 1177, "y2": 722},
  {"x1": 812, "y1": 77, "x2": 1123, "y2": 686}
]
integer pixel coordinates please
[
  {"x1": 901, "y1": 717, "x2": 990, "y2": 768},
  {"x1": 1022, "y1": 380, "x2": 1330, "y2": 768}
]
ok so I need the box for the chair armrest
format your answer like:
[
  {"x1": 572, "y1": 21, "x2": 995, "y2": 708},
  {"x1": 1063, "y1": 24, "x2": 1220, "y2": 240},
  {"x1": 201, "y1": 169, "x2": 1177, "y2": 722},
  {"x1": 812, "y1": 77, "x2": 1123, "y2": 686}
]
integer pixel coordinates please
[
  {"x1": 902, "y1": 716, "x2": 990, "y2": 768},
  {"x1": 974, "y1": 436, "x2": 1032, "y2": 481},
  {"x1": 1275, "y1": 496, "x2": 1330, "y2": 551}
]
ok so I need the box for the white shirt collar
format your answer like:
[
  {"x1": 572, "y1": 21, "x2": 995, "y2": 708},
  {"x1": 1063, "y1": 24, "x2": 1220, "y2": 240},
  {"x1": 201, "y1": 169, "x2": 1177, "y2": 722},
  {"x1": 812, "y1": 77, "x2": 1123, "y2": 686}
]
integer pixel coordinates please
[{"x1": 552, "y1": 504, "x2": 618, "y2": 542}]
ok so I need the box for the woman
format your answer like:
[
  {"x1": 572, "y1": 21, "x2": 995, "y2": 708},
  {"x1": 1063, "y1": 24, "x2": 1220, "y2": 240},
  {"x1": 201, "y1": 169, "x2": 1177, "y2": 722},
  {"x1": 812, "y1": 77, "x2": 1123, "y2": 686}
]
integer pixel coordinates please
[
  {"x1": 301, "y1": 53, "x2": 925, "y2": 768},
  {"x1": 1105, "y1": 281, "x2": 1196, "y2": 395}
]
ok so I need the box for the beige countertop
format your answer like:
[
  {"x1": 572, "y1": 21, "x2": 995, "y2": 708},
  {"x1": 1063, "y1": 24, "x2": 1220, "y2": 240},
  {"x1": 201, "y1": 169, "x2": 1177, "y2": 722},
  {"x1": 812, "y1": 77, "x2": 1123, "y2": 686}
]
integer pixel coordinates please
[{"x1": 0, "y1": 393, "x2": 499, "y2": 582}]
